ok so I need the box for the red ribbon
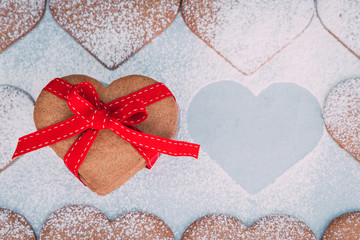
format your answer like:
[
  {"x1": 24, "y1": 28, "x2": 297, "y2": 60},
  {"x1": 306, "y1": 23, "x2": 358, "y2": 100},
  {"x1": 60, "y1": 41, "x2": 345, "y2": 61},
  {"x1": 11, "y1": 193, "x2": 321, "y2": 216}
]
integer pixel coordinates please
[{"x1": 12, "y1": 78, "x2": 199, "y2": 182}]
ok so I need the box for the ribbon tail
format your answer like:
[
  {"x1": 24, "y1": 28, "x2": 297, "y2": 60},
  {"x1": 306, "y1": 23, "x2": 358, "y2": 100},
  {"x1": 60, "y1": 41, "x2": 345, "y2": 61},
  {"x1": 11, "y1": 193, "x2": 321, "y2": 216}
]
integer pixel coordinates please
[
  {"x1": 12, "y1": 116, "x2": 89, "y2": 159},
  {"x1": 133, "y1": 146, "x2": 160, "y2": 169},
  {"x1": 109, "y1": 119, "x2": 200, "y2": 159},
  {"x1": 63, "y1": 129, "x2": 99, "y2": 181}
]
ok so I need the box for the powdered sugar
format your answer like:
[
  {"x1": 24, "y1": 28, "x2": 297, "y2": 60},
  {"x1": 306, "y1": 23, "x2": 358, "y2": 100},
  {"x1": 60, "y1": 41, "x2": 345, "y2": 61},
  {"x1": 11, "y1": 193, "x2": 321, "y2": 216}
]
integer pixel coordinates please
[
  {"x1": 182, "y1": 214, "x2": 246, "y2": 239},
  {"x1": 0, "y1": 0, "x2": 45, "y2": 52},
  {"x1": 183, "y1": 214, "x2": 315, "y2": 239},
  {"x1": 317, "y1": 0, "x2": 360, "y2": 58},
  {"x1": 113, "y1": 211, "x2": 174, "y2": 239},
  {"x1": 0, "y1": 85, "x2": 34, "y2": 171},
  {"x1": 40, "y1": 205, "x2": 173, "y2": 239},
  {"x1": 323, "y1": 77, "x2": 360, "y2": 160},
  {"x1": 182, "y1": 0, "x2": 314, "y2": 75},
  {"x1": 323, "y1": 211, "x2": 360, "y2": 239},
  {"x1": 244, "y1": 215, "x2": 316, "y2": 239},
  {"x1": 40, "y1": 205, "x2": 114, "y2": 240},
  {"x1": 0, "y1": 208, "x2": 35, "y2": 239},
  {"x1": 49, "y1": 0, "x2": 180, "y2": 69},
  {"x1": 0, "y1": 1, "x2": 360, "y2": 239}
]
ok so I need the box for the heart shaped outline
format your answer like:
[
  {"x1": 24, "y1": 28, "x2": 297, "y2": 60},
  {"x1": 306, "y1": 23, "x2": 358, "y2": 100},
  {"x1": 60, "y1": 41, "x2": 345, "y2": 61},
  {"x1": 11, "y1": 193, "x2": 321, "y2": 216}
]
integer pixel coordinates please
[
  {"x1": 49, "y1": 0, "x2": 181, "y2": 70},
  {"x1": 182, "y1": 214, "x2": 316, "y2": 239},
  {"x1": 317, "y1": 0, "x2": 360, "y2": 59},
  {"x1": 39, "y1": 205, "x2": 175, "y2": 239},
  {"x1": 0, "y1": 0, "x2": 46, "y2": 53},
  {"x1": 187, "y1": 81, "x2": 323, "y2": 193},
  {"x1": 181, "y1": 0, "x2": 315, "y2": 75}
]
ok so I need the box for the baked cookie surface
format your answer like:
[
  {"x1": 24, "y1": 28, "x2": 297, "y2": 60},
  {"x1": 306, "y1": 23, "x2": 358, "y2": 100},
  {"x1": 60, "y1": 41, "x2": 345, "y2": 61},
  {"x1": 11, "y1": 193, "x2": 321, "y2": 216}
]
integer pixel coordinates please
[
  {"x1": 181, "y1": 0, "x2": 314, "y2": 75},
  {"x1": 0, "y1": 0, "x2": 46, "y2": 53},
  {"x1": 317, "y1": 0, "x2": 360, "y2": 58},
  {"x1": 50, "y1": 0, "x2": 180, "y2": 69},
  {"x1": 324, "y1": 77, "x2": 360, "y2": 162},
  {"x1": 0, "y1": 208, "x2": 35, "y2": 240}
]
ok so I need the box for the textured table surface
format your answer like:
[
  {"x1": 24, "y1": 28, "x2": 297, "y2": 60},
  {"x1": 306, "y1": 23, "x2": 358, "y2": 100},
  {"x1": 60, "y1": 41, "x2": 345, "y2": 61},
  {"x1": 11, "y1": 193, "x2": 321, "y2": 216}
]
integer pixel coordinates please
[{"x1": 1, "y1": 2, "x2": 360, "y2": 239}]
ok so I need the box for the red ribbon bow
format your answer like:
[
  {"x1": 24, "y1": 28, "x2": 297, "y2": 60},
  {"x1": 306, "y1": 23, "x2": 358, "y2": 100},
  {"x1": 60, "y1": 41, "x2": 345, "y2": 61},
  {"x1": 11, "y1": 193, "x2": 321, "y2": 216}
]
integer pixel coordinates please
[{"x1": 12, "y1": 78, "x2": 199, "y2": 182}]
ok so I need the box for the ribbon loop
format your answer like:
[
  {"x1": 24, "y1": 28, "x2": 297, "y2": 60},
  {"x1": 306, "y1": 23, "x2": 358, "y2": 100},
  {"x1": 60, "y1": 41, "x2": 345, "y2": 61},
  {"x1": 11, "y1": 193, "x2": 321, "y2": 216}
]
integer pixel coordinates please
[{"x1": 111, "y1": 99, "x2": 148, "y2": 125}]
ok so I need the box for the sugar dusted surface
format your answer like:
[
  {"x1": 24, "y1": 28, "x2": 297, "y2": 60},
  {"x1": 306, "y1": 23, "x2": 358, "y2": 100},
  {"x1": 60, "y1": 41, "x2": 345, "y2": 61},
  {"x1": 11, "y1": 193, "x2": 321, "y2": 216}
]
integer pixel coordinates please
[
  {"x1": 40, "y1": 205, "x2": 113, "y2": 240},
  {"x1": 0, "y1": 0, "x2": 45, "y2": 52},
  {"x1": 245, "y1": 215, "x2": 316, "y2": 239},
  {"x1": 113, "y1": 211, "x2": 174, "y2": 239},
  {"x1": 182, "y1": 0, "x2": 314, "y2": 75},
  {"x1": 182, "y1": 214, "x2": 246, "y2": 239},
  {"x1": 0, "y1": 85, "x2": 34, "y2": 171},
  {"x1": 317, "y1": 0, "x2": 360, "y2": 58},
  {"x1": 50, "y1": 0, "x2": 180, "y2": 69},
  {"x1": 1, "y1": 2, "x2": 360, "y2": 240},
  {"x1": 324, "y1": 77, "x2": 360, "y2": 160},
  {"x1": 0, "y1": 208, "x2": 35, "y2": 239},
  {"x1": 323, "y1": 211, "x2": 360, "y2": 239}
]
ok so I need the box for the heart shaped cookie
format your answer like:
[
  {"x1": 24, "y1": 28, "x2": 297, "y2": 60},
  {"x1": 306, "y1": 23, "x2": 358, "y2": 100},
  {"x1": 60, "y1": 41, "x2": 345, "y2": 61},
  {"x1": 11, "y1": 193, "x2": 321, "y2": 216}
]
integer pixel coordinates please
[
  {"x1": 181, "y1": 0, "x2": 315, "y2": 75},
  {"x1": 324, "y1": 77, "x2": 360, "y2": 162},
  {"x1": 0, "y1": 0, "x2": 46, "y2": 53},
  {"x1": 322, "y1": 211, "x2": 360, "y2": 239},
  {"x1": 317, "y1": 0, "x2": 360, "y2": 58},
  {"x1": 40, "y1": 205, "x2": 174, "y2": 239},
  {"x1": 49, "y1": 0, "x2": 180, "y2": 69},
  {"x1": 182, "y1": 214, "x2": 316, "y2": 239},
  {"x1": 33, "y1": 75, "x2": 178, "y2": 195},
  {"x1": 0, "y1": 85, "x2": 34, "y2": 172},
  {"x1": 0, "y1": 208, "x2": 35, "y2": 240}
]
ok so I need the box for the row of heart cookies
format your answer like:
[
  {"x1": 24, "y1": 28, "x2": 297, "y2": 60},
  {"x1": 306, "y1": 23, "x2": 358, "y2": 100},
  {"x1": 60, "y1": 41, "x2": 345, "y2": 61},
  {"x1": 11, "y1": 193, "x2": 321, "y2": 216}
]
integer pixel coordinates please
[
  {"x1": 1, "y1": 0, "x2": 359, "y2": 74},
  {"x1": 1, "y1": 205, "x2": 359, "y2": 239}
]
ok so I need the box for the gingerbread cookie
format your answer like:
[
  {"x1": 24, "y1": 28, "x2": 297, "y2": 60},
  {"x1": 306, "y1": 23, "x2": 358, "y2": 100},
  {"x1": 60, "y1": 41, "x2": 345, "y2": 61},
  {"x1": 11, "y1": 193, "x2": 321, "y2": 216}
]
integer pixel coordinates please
[
  {"x1": 13, "y1": 75, "x2": 199, "y2": 195},
  {"x1": 322, "y1": 211, "x2": 360, "y2": 239},
  {"x1": 244, "y1": 215, "x2": 316, "y2": 239},
  {"x1": 182, "y1": 214, "x2": 247, "y2": 239},
  {"x1": 182, "y1": 214, "x2": 316, "y2": 239},
  {"x1": 0, "y1": 85, "x2": 34, "y2": 172},
  {"x1": 324, "y1": 77, "x2": 360, "y2": 162},
  {"x1": 112, "y1": 211, "x2": 174, "y2": 239},
  {"x1": 0, "y1": 208, "x2": 35, "y2": 240},
  {"x1": 35, "y1": 75, "x2": 178, "y2": 195},
  {"x1": 317, "y1": 0, "x2": 360, "y2": 58},
  {"x1": 181, "y1": 0, "x2": 314, "y2": 75},
  {"x1": 40, "y1": 205, "x2": 174, "y2": 239},
  {"x1": 40, "y1": 205, "x2": 115, "y2": 239},
  {"x1": 49, "y1": 0, "x2": 180, "y2": 69},
  {"x1": 0, "y1": 0, "x2": 46, "y2": 53}
]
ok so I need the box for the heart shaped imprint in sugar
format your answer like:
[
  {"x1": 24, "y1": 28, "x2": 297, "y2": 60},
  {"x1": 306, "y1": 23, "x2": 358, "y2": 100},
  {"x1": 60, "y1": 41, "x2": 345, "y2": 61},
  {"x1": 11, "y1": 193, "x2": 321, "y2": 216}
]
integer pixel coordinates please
[
  {"x1": 322, "y1": 211, "x2": 360, "y2": 239},
  {"x1": 182, "y1": 214, "x2": 316, "y2": 240},
  {"x1": 40, "y1": 205, "x2": 174, "y2": 240},
  {"x1": 324, "y1": 77, "x2": 360, "y2": 162},
  {"x1": 0, "y1": 85, "x2": 34, "y2": 172},
  {"x1": 317, "y1": 0, "x2": 360, "y2": 58},
  {"x1": 33, "y1": 75, "x2": 178, "y2": 196},
  {"x1": 49, "y1": 0, "x2": 180, "y2": 70},
  {"x1": 0, "y1": 208, "x2": 36, "y2": 240},
  {"x1": 181, "y1": 0, "x2": 315, "y2": 75},
  {"x1": 0, "y1": 0, "x2": 46, "y2": 53},
  {"x1": 187, "y1": 81, "x2": 323, "y2": 194}
]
